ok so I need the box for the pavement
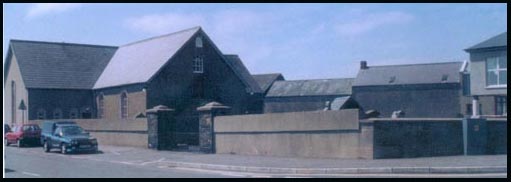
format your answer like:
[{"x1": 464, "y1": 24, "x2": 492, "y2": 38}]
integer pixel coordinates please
[{"x1": 4, "y1": 144, "x2": 508, "y2": 178}]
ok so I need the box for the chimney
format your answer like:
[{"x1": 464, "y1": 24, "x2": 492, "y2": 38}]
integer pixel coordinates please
[{"x1": 360, "y1": 60, "x2": 368, "y2": 70}]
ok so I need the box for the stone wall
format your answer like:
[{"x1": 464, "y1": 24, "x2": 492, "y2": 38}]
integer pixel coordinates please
[
  {"x1": 371, "y1": 118, "x2": 464, "y2": 159},
  {"x1": 28, "y1": 118, "x2": 148, "y2": 148}
]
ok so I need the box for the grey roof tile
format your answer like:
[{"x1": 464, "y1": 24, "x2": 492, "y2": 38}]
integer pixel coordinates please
[
  {"x1": 93, "y1": 27, "x2": 200, "y2": 89},
  {"x1": 466, "y1": 32, "x2": 507, "y2": 51},
  {"x1": 252, "y1": 73, "x2": 285, "y2": 93},
  {"x1": 266, "y1": 78, "x2": 353, "y2": 97},
  {"x1": 353, "y1": 62, "x2": 463, "y2": 87},
  {"x1": 223, "y1": 55, "x2": 263, "y2": 93},
  {"x1": 9, "y1": 40, "x2": 117, "y2": 89}
]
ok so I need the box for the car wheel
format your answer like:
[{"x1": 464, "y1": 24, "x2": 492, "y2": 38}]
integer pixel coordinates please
[
  {"x1": 4, "y1": 138, "x2": 9, "y2": 146},
  {"x1": 61, "y1": 144, "x2": 67, "y2": 154},
  {"x1": 17, "y1": 139, "x2": 22, "y2": 148},
  {"x1": 43, "y1": 141, "x2": 50, "y2": 153}
]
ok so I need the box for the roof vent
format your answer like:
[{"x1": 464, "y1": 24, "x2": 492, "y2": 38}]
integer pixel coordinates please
[
  {"x1": 441, "y1": 74, "x2": 449, "y2": 82},
  {"x1": 389, "y1": 76, "x2": 396, "y2": 83}
]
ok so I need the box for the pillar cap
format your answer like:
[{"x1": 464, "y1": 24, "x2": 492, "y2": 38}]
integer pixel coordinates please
[
  {"x1": 146, "y1": 105, "x2": 174, "y2": 113},
  {"x1": 197, "y1": 102, "x2": 231, "y2": 111}
]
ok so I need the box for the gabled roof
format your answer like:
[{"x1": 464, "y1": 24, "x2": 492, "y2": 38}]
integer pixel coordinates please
[
  {"x1": 252, "y1": 73, "x2": 285, "y2": 93},
  {"x1": 6, "y1": 40, "x2": 117, "y2": 89},
  {"x1": 266, "y1": 78, "x2": 354, "y2": 97},
  {"x1": 353, "y1": 62, "x2": 463, "y2": 87},
  {"x1": 94, "y1": 27, "x2": 200, "y2": 89},
  {"x1": 465, "y1": 32, "x2": 507, "y2": 52},
  {"x1": 223, "y1": 55, "x2": 263, "y2": 93}
]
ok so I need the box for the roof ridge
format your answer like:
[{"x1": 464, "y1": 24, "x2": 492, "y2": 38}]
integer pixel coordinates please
[
  {"x1": 9, "y1": 39, "x2": 118, "y2": 49},
  {"x1": 121, "y1": 26, "x2": 201, "y2": 47},
  {"x1": 367, "y1": 61, "x2": 462, "y2": 68},
  {"x1": 252, "y1": 73, "x2": 282, "y2": 76},
  {"x1": 275, "y1": 77, "x2": 354, "y2": 83}
]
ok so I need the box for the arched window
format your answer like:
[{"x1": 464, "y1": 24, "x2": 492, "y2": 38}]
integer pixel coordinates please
[
  {"x1": 97, "y1": 93, "x2": 104, "y2": 119},
  {"x1": 120, "y1": 92, "x2": 128, "y2": 119},
  {"x1": 192, "y1": 56, "x2": 204, "y2": 73},
  {"x1": 69, "y1": 108, "x2": 79, "y2": 119},
  {"x1": 37, "y1": 109, "x2": 46, "y2": 120},
  {"x1": 53, "y1": 108, "x2": 63, "y2": 119},
  {"x1": 11, "y1": 81, "x2": 16, "y2": 125},
  {"x1": 195, "y1": 37, "x2": 203, "y2": 48}
]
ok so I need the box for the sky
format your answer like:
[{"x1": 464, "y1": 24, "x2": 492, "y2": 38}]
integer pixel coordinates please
[{"x1": 2, "y1": 3, "x2": 508, "y2": 80}]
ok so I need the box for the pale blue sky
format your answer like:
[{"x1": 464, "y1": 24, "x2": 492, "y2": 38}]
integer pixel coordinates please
[{"x1": 3, "y1": 3, "x2": 507, "y2": 80}]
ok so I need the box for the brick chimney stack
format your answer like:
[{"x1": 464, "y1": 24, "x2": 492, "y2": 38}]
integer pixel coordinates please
[{"x1": 360, "y1": 60, "x2": 368, "y2": 70}]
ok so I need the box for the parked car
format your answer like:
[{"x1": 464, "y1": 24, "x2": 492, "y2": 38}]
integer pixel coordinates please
[
  {"x1": 41, "y1": 121, "x2": 98, "y2": 154},
  {"x1": 4, "y1": 124, "x2": 11, "y2": 135},
  {"x1": 5, "y1": 124, "x2": 41, "y2": 147}
]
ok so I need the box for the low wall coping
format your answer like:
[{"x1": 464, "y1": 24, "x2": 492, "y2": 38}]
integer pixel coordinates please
[{"x1": 367, "y1": 118, "x2": 463, "y2": 122}]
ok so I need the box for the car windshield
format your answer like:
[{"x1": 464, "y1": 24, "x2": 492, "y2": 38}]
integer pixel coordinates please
[
  {"x1": 22, "y1": 125, "x2": 40, "y2": 132},
  {"x1": 61, "y1": 126, "x2": 85, "y2": 136}
]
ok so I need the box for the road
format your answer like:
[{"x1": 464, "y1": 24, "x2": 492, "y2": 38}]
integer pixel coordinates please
[
  {"x1": 3, "y1": 146, "x2": 507, "y2": 178},
  {"x1": 4, "y1": 146, "x2": 233, "y2": 178}
]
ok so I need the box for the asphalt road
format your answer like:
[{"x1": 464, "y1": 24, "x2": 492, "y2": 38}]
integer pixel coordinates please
[
  {"x1": 4, "y1": 146, "x2": 233, "y2": 178},
  {"x1": 3, "y1": 145, "x2": 507, "y2": 178}
]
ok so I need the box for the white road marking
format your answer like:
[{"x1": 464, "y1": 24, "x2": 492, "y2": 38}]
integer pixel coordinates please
[
  {"x1": 250, "y1": 175, "x2": 271, "y2": 178},
  {"x1": 22, "y1": 171, "x2": 41, "y2": 177},
  {"x1": 140, "y1": 158, "x2": 166, "y2": 166},
  {"x1": 111, "y1": 151, "x2": 121, "y2": 155}
]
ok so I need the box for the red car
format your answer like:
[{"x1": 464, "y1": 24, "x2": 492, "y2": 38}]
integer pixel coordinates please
[{"x1": 5, "y1": 124, "x2": 41, "y2": 147}]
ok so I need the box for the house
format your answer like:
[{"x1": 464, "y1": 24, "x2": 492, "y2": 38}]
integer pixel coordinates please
[
  {"x1": 464, "y1": 32, "x2": 507, "y2": 117},
  {"x1": 352, "y1": 61, "x2": 469, "y2": 118},
  {"x1": 4, "y1": 40, "x2": 117, "y2": 126},
  {"x1": 4, "y1": 27, "x2": 264, "y2": 132},
  {"x1": 263, "y1": 78, "x2": 354, "y2": 113}
]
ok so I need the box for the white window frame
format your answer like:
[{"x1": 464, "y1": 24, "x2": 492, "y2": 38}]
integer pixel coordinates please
[
  {"x1": 486, "y1": 57, "x2": 507, "y2": 87},
  {"x1": 120, "y1": 91, "x2": 128, "y2": 119},
  {"x1": 193, "y1": 56, "x2": 204, "y2": 73}
]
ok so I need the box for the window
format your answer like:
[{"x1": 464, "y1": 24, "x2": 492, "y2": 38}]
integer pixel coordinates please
[
  {"x1": 441, "y1": 74, "x2": 449, "y2": 82},
  {"x1": 193, "y1": 56, "x2": 204, "y2": 73},
  {"x1": 462, "y1": 74, "x2": 471, "y2": 96},
  {"x1": 195, "y1": 37, "x2": 203, "y2": 48},
  {"x1": 192, "y1": 76, "x2": 204, "y2": 98},
  {"x1": 486, "y1": 57, "x2": 507, "y2": 87},
  {"x1": 37, "y1": 109, "x2": 46, "y2": 120},
  {"x1": 495, "y1": 96, "x2": 507, "y2": 115},
  {"x1": 53, "y1": 108, "x2": 62, "y2": 119},
  {"x1": 120, "y1": 92, "x2": 128, "y2": 119},
  {"x1": 97, "y1": 93, "x2": 104, "y2": 119},
  {"x1": 69, "y1": 108, "x2": 78, "y2": 119}
]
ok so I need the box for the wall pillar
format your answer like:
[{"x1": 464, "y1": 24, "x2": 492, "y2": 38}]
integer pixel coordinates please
[
  {"x1": 197, "y1": 102, "x2": 231, "y2": 154},
  {"x1": 146, "y1": 105, "x2": 174, "y2": 150},
  {"x1": 472, "y1": 96, "x2": 479, "y2": 118}
]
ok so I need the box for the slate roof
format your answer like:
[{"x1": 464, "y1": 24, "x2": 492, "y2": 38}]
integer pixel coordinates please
[
  {"x1": 353, "y1": 62, "x2": 463, "y2": 87},
  {"x1": 465, "y1": 32, "x2": 507, "y2": 51},
  {"x1": 94, "y1": 27, "x2": 200, "y2": 89},
  {"x1": 223, "y1": 55, "x2": 263, "y2": 93},
  {"x1": 252, "y1": 73, "x2": 285, "y2": 93},
  {"x1": 266, "y1": 78, "x2": 354, "y2": 97},
  {"x1": 6, "y1": 40, "x2": 117, "y2": 89},
  {"x1": 330, "y1": 96, "x2": 351, "y2": 110}
]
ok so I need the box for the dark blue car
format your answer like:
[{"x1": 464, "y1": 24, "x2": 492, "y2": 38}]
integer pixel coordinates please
[{"x1": 41, "y1": 121, "x2": 98, "y2": 154}]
